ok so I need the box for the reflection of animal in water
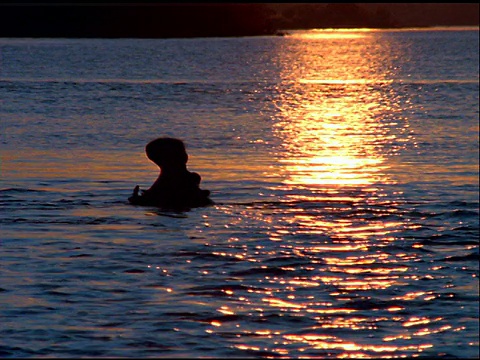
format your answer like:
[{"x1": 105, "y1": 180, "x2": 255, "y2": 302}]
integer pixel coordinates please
[{"x1": 128, "y1": 137, "x2": 212, "y2": 210}]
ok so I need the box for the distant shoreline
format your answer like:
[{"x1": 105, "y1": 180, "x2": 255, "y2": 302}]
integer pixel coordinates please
[
  {"x1": 1, "y1": 26, "x2": 478, "y2": 40},
  {"x1": 0, "y1": 4, "x2": 477, "y2": 39}
]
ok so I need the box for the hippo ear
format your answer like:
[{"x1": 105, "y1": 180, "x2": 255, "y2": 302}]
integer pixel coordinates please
[{"x1": 191, "y1": 172, "x2": 201, "y2": 185}]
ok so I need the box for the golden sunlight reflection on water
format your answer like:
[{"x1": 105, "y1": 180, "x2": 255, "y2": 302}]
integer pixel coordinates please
[
  {"x1": 273, "y1": 43, "x2": 402, "y2": 190},
  {"x1": 210, "y1": 30, "x2": 437, "y2": 358}
]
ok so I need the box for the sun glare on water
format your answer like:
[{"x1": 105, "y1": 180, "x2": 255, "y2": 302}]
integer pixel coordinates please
[
  {"x1": 213, "y1": 29, "x2": 433, "y2": 358},
  {"x1": 273, "y1": 29, "x2": 410, "y2": 191}
]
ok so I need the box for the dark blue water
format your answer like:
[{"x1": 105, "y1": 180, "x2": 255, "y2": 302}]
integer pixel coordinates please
[{"x1": 1, "y1": 28, "x2": 479, "y2": 358}]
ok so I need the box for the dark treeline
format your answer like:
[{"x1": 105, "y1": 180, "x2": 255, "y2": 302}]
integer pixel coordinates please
[
  {"x1": 0, "y1": 3, "x2": 478, "y2": 39},
  {"x1": 270, "y1": 3, "x2": 480, "y2": 30},
  {"x1": 0, "y1": 4, "x2": 274, "y2": 38}
]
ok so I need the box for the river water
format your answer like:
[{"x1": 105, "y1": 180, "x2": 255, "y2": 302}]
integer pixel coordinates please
[{"x1": 1, "y1": 28, "x2": 479, "y2": 358}]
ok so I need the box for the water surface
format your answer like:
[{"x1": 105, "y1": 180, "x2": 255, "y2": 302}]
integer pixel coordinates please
[{"x1": 1, "y1": 28, "x2": 479, "y2": 358}]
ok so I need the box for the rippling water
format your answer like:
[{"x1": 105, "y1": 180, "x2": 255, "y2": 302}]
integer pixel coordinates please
[{"x1": 1, "y1": 28, "x2": 479, "y2": 358}]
